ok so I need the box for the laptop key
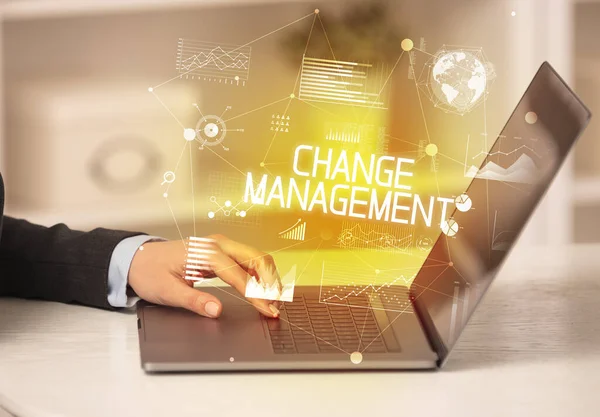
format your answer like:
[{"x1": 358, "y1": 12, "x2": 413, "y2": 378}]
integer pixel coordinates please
[{"x1": 269, "y1": 295, "x2": 394, "y2": 355}]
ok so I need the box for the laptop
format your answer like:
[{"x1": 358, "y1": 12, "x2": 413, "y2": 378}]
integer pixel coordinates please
[{"x1": 137, "y1": 62, "x2": 591, "y2": 372}]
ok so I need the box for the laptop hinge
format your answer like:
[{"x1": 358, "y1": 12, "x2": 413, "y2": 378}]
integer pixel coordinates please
[{"x1": 410, "y1": 291, "x2": 448, "y2": 367}]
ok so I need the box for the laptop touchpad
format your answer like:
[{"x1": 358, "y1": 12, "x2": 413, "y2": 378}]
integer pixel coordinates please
[{"x1": 143, "y1": 304, "x2": 268, "y2": 343}]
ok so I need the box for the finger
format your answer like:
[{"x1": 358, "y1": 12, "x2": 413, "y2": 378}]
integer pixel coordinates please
[
  {"x1": 163, "y1": 280, "x2": 223, "y2": 318},
  {"x1": 210, "y1": 250, "x2": 278, "y2": 318},
  {"x1": 211, "y1": 235, "x2": 282, "y2": 290}
]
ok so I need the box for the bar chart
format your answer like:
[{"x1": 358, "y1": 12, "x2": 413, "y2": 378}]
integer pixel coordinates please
[{"x1": 299, "y1": 56, "x2": 389, "y2": 109}]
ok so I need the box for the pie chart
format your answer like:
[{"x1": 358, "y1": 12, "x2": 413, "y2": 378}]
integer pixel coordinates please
[
  {"x1": 455, "y1": 194, "x2": 472, "y2": 212},
  {"x1": 441, "y1": 220, "x2": 459, "y2": 237}
]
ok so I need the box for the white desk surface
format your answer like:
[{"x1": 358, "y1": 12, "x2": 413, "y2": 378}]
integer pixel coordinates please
[{"x1": 1, "y1": 244, "x2": 599, "y2": 417}]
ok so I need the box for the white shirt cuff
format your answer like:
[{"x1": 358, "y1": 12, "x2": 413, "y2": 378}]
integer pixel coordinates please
[{"x1": 107, "y1": 235, "x2": 162, "y2": 308}]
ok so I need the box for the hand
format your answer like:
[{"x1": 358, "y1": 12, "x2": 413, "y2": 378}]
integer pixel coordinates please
[{"x1": 128, "y1": 234, "x2": 282, "y2": 319}]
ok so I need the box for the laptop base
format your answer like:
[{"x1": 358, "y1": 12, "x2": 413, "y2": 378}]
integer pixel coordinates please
[{"x1": 137, "y1": 286, "x2": 438, "y2": 372}]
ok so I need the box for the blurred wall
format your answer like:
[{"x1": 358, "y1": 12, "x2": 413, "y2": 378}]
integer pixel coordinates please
[{"x1": 574, "y1": 1, "x2": 600, "y2": 243}]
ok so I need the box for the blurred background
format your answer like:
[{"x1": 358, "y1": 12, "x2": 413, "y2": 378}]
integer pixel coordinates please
[{"x1": 0, "y1": 0, "x2": 597, "y2": 245}]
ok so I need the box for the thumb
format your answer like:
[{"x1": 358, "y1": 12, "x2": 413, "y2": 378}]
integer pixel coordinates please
[{"x1": 169, "y1": 282, "x2": 223, "y2": 318}]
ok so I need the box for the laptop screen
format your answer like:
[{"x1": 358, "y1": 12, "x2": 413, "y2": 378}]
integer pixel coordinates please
[{"x1": 410, "y1": 62, "x2": 591, "y2": 361}]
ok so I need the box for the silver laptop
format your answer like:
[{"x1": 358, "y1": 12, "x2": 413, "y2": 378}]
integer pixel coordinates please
[{"x1": 137, "y1": 62, "x2": 591, "y2": 372}]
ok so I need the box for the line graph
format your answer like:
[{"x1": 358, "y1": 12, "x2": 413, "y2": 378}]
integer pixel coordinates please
[
  {"x1": 321, "y1": 274, "x2": 413, "y2": 302},
  {"x1": 464, "y1": 133, "x2": 543, "y2": 183},
  {"x1": 319, "y1": 261, "x2": 414, "y2": 313},
  {"x1": 468, "y1": 154, "x2": 538, "y2": 184},
  {"x1": 205, "y1": 172, "x2": 260, "y2": 227},
  {"x1": 471, "y1": 144, "x2": 542, "y2": 161},
  {"x1": 176, "y1": 39, "x2": 251, "y2": 85},
  {"x1": 336, "y1": 221, "x2": 413, "y2": 253}
]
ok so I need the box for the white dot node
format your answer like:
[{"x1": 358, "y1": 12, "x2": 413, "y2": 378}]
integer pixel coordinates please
[
  {"x1": 525, "y1": 111, "x2": 538, "y2": 125},
  {"x1": 315, "y1": 9, "x2": 320, "y2": 14},
  {"x1": 511, "y1": 11, "x2": 516, "y2": 17},
  {"x1": 184, "y1": 128, "x2": 197, "y2": 141},
  {"x1": 163, "y1": 193, "x2": 168, "y2": 198},
  {"x1": 350, "y1": 352, "x2": 363, "y2": 365},
  {"x1": 225, "y1": 201, "x2": 232, "y2": 207},
  {"x1": 425, "y1": 143, "x2": 438, "y2": 157},
  {"x1": 239, "y1": 211, "x2": 247, "y2": 218},
  {"x1": 208, "y1": 212, "x2": 215, "y2": 219},
  {"x1": 235, "y1": 76, "x2": 240, "y2": 81},
  {"x1": 401, "y1": 39, "x2": 414, "y2": 52},
  {"x1": 148, "y1": 87, "x2": 154, "y2": 92},
  {"x1": 139, "y1": 246, "x2": 144, "y2": 251},
  {"x1": 229, "y1": 357, "x2": 235, "y2": 362}
]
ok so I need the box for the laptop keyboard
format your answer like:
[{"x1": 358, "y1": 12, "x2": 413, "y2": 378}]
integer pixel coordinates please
[{"x1": 266, "y1": 294, "x2": 389, "y2": 354}]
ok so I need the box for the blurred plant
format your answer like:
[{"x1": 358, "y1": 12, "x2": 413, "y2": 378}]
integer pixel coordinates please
[{"x1": 281, "y1": 0, "x2": 403, "y2": 65}]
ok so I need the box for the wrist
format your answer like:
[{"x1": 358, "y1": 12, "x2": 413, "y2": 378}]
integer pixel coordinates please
[{"x1": 107, "y1": 235, "x2": 163, "y2": 308}]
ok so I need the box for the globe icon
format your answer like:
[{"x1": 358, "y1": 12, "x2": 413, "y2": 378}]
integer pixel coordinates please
[{"x1": 429, "y1": 51, "x2": 487, "y2": 114}]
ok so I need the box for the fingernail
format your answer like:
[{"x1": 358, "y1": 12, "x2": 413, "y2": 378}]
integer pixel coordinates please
[
  {"x1": 269, "y1": 304, "x2": 280, "y2": 317},
  {"x1": 205, "y1": 302, "x2": 220, "y2": 318}
]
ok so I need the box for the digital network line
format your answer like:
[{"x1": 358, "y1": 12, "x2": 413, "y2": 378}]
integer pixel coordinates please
[{"x1": 147, "y1": 7, "x2": 495, "y2": 361}]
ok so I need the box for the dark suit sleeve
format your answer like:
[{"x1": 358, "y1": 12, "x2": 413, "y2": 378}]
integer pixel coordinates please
[{"x1": 0, "y1": 216, "x2": 143, "y2": 309}]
